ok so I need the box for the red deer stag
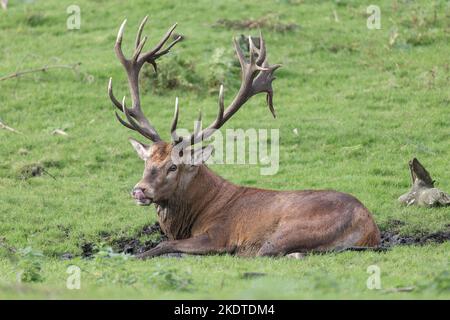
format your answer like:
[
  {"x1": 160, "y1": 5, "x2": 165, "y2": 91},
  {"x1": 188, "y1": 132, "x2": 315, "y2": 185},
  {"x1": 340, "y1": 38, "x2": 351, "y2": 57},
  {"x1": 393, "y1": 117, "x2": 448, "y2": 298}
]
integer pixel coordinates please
[{"x1": 107, "y1": 17, "x2": 380, "y2": 259}]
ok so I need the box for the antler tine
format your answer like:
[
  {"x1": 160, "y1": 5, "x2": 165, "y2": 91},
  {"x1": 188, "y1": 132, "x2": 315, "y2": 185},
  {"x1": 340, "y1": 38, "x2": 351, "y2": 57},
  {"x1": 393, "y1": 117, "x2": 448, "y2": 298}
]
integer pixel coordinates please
[
  {"x1": 120, "y1": 96, "x2": 159, "y2": 141},
  {"x1": 139, "y1": 23, "x2": 178, "y2": 65},
  {"x1": 248, "y1": 36, "x2": 257, "y2": 66},
  {"x1": 153, "y1": 35, "x2": 183, "y2": 60},
  {"x1": 108, "y1": 17, "x2": 182, "y2": 143},
  {"x1": 108, "y1": 78, "x2": 124, "y2": 112},
  {"x1": 132, "y1": 36, "x2": 148, "y2": 62},
  {"x1": 214, "y1": 84, "x2": 225, "y2": 127},
  {"x1": 233, "y1": 38, "x2": 247, "y2": 71},
  {"x1": 171, "y1": 97, "x2": 182, "y2": 143},
  {"x1": 135, "y1": 15, "x2": 149, "y2": 49},
  {"x1": 115, "y1": 19, "x2": 128, "y2": 66},
  {"x1": 194, "y1": 111, "x2": 202, "y2": 136},
  {"x1": 255, "y1": 31, "x2": 266, "y2": 66},
  {"x1": 115, "y1": 110, "x2": 135, "y2": 130},
  {"x1": 175, "y1": 34, "x2": 280, "y2": 148}
]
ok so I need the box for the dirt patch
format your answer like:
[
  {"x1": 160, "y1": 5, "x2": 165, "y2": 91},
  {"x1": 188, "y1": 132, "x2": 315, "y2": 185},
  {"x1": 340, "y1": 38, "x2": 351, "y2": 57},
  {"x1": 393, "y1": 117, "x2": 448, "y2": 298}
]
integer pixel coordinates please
[
  {"x1": 379, "y1": 219, "x2": 450, "y2": 248},
  {"x1": 113, "y1": 222, "x2": 168, "y2": 255},
  {"x1": 18, "y1": 164, "x2": 45, "y2": 179},
  {"x1": 76, "y1": 223, "x2": 167, "y2": 259},
  {"x1": 380, "y1": 230, "x2": 450, "y2": 247},
  {"x1": 213, "y1": 14, "x2": 299, "y2": 33},
  {"x1": 81, "y1": 243, "x2": 95, "y2": 258},
  {"x1": 17, "y1": 163, "x2": 57, "y2": 180}
]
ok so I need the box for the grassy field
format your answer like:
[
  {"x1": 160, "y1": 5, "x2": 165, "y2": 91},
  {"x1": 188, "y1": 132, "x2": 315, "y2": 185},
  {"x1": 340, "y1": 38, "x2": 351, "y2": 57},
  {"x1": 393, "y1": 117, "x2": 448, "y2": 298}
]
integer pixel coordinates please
[{"x1": 0, "y1": 0, "x2": 449, "y2": 299}]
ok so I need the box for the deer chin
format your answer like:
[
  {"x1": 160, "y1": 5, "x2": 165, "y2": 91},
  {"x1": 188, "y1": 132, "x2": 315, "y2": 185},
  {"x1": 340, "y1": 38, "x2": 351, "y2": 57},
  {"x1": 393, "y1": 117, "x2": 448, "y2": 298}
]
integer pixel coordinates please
[{"x1": 135, "y1": 198, "x2": 152, "y2": 206}]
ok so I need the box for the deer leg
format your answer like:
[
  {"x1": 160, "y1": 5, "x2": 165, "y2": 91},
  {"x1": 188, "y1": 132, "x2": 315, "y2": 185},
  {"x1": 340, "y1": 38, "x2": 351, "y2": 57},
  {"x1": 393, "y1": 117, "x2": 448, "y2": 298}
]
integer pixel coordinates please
[{"x1": 135, "y1": 234, "x2": 228, "y2": 259}]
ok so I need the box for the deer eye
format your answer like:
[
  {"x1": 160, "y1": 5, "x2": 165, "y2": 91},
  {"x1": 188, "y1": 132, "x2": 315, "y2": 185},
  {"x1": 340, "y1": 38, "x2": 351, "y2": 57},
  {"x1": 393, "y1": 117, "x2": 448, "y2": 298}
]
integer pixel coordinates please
[{"x1": 168, "y1": 164, "x2": 177, "y2": 172}]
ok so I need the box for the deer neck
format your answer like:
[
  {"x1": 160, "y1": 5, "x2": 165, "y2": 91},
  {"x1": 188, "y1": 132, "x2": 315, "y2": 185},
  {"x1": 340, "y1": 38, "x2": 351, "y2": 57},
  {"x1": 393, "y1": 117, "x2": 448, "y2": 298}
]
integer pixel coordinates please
[{"x1": 155, "y1": 165, "x2": 230, "y2": 240}]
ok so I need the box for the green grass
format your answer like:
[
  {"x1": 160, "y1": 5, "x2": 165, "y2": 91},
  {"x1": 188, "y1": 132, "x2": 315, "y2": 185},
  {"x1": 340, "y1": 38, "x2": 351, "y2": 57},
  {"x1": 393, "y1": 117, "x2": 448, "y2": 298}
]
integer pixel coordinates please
[{"x1": 0, "y1": 0, "x2": 449, "y2": 299}]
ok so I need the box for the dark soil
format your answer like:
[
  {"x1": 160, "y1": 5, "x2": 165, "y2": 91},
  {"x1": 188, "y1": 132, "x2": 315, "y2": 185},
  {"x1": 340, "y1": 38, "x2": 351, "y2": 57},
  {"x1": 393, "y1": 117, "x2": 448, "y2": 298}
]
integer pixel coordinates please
[
  {"x1": 379, "y1": 219, "x2": 450, "y2": 248},
  {"x1": 18, "y1": 163, "x2": 57, "y2": 180},
  {"x1": 112, "y1": 222, "x2": 168, "y2": 255},
  {"x1": 81, "y1": 242, "x2": 94, "y2": 258},
  {"x1": 18, "y1": 163, "x2": 45, "y2": 179},
  {"x1": 380, "y1": 230, "x2": 450, "y2": 247},
  {"x1": 213, "y1": 15, "x2": 299, "y2": 33}
]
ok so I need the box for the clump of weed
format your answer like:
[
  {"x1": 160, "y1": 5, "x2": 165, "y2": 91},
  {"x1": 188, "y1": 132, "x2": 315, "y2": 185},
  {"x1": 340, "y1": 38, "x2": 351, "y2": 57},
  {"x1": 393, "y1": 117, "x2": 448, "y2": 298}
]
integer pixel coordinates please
[
  {"x1": 393, "y1": 5, "x2": 443, "y2": 47},
  {"x1": 206, "y1": 35, "x2": 260, "y2": 91},
  {"x1": 206, "y1": 47, "x2": 238, "y2": 90},
  {"x1": 311, "y1": 41, "x2": 359, "y2": 54},
  {"x1": 417, "y1": 270, "x2": 450, "y2": 293},
  {"x1": 17, "y1": 247, "x2": 44, "y2": 283},
  {"x1": 213, "y1": 14, "x2": 299, "y2": 33},
  {"x1": 140, "y1": 34, "x2": 260, "y2": 95},
  {"x1": 17, "y1": 163, "x2": 44, "y2": 179},
  {"x1": 16, "y1": 162, "x2": 57, "y2": 180},
  {"x1": 405, "y1": 30, "x2": 437, "y2": 46},
  {"x1": 148, "y1": 264, "x2": 193, "y2": 291},
  {"x1": 92, "y1": 245, "x2": 137, "y2": 286},
  {"x1": 429, "y1": 270, "x2": 450, "y2": 292},
  {"x1": 141, "y1": 55, "x2": 202, "y2": 93},
  {"x1": 24, "y1": 12, "x2": 48, "y2": 27}
]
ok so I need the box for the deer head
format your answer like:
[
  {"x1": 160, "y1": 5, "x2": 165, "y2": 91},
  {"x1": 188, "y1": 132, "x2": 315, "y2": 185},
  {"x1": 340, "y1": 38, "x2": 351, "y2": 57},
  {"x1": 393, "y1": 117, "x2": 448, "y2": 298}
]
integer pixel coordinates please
[{"x1": 108, "y1": 17, "x2": 280, "y2": 206}]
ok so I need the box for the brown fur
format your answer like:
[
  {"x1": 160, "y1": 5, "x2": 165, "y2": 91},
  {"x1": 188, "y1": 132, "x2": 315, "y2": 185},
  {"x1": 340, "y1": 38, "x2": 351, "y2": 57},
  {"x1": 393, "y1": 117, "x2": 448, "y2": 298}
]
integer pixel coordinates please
[{"x1": 133, "y1": 142, "x2": 381, "y2": 259}]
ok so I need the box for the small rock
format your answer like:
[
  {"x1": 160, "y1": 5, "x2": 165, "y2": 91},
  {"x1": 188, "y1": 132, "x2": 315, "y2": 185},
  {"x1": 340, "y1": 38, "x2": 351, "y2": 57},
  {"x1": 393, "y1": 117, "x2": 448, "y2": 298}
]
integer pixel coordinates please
[
  {"x1": 61, "y1": 253, "x2": 73, "y2": 260},
  {"x1": 241, "y1": 272, "x2": 267, "y2": 279},
  {"x1": 18, "y1": 148, "x2": 29, "y2": 156}
]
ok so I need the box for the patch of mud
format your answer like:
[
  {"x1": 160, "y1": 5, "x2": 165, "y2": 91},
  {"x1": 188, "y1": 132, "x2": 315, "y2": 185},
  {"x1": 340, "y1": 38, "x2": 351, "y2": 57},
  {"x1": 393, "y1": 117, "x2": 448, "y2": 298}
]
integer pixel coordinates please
[
  {"x1": 81, "y1": 243, "x2": 94, "y2": 258},
  {"x1": 17, "y1": 163, "x2": 56, "y2": 180},
  {"x1": 213, "y1": 15, "x2": 299, "y2": 32},
  {"x1": 113, "y1": 222, "x2": 168, "y2": 255},
  {"x1": 379, "y1": 219, "x2": 450, "y2": 248},
  {"x1": 18, "y1": 163, "x2": 45, "y2": 179},
  {"x1": 380, "y1": 230, "x2": 450, "y2": 247}
]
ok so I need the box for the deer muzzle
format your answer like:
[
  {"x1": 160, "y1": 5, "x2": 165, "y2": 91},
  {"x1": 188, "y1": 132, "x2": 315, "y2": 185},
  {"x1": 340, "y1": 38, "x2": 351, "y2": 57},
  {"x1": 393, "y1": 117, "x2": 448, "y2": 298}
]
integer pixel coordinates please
[{"x1": 132, "y1": 188, "x2": 152, "y2": 206}]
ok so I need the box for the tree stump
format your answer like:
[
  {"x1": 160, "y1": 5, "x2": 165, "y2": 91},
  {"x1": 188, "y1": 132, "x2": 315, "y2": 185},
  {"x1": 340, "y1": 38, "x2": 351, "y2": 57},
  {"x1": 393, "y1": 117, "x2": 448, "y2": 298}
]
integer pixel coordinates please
[{"x1": 398, "y1": 158, "x2": 450, "y2": 207}]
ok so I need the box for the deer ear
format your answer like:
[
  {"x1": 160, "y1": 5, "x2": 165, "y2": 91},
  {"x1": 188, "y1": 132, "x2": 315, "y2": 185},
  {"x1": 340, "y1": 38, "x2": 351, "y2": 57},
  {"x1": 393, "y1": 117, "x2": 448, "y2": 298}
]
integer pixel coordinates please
[
  {"x1": 191, "y1": 145, "x2": 214, "y2": 166},
  {"x1": 129, "y1": 138, "x2": 150, "y2": 161}
]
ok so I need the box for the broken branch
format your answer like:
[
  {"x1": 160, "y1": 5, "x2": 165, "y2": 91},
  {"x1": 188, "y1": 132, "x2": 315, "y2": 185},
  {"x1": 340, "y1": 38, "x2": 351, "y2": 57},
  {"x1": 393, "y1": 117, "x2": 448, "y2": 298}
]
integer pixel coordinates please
[
  {"x1": 0, "y1": 120, "x2": 21, "y2": 134},
  {"x1": 0, "y1": 62, "x2": 81, "y2": 82}
]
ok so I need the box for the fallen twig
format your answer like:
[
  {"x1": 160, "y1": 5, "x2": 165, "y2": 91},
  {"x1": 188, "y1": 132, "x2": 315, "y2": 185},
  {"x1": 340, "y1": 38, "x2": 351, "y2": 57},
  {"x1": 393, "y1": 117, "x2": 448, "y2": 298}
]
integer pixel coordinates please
[
  {"x1": 0, "y1": 62, "x2": 81, "y2": 82},
  {"x1": 51, "y1": 129, "x2": 68, "y2": 136},
  {"x1": 0, "y1": 120, "x2": 21, "y2": 134},
  {"x1": 384, "y1": 286, "x2": 415, "y2": 293},
  {"x1": 42, "y1": 168, "x2": 57, "y2": 180},
  {"x1": 333, "y1": 9, "x2": 340, "y2": 23}
]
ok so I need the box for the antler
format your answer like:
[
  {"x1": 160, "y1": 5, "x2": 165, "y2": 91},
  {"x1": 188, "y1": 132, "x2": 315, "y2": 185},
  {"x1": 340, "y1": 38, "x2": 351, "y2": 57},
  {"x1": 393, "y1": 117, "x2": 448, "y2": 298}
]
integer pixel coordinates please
[
  {"x1": 171, "y1": 34, "x2": 281, "y2": 147},
  {"x1": 108, "y1": 16, "x2": 182, "y2": 142}
]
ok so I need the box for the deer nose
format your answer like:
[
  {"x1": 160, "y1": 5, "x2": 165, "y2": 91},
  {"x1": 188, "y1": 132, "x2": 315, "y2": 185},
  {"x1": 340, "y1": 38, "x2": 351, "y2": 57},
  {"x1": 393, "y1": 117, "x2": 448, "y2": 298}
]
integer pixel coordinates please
[{"x1": 132, "y1": 188, "x2": 147, "y2": 200}]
